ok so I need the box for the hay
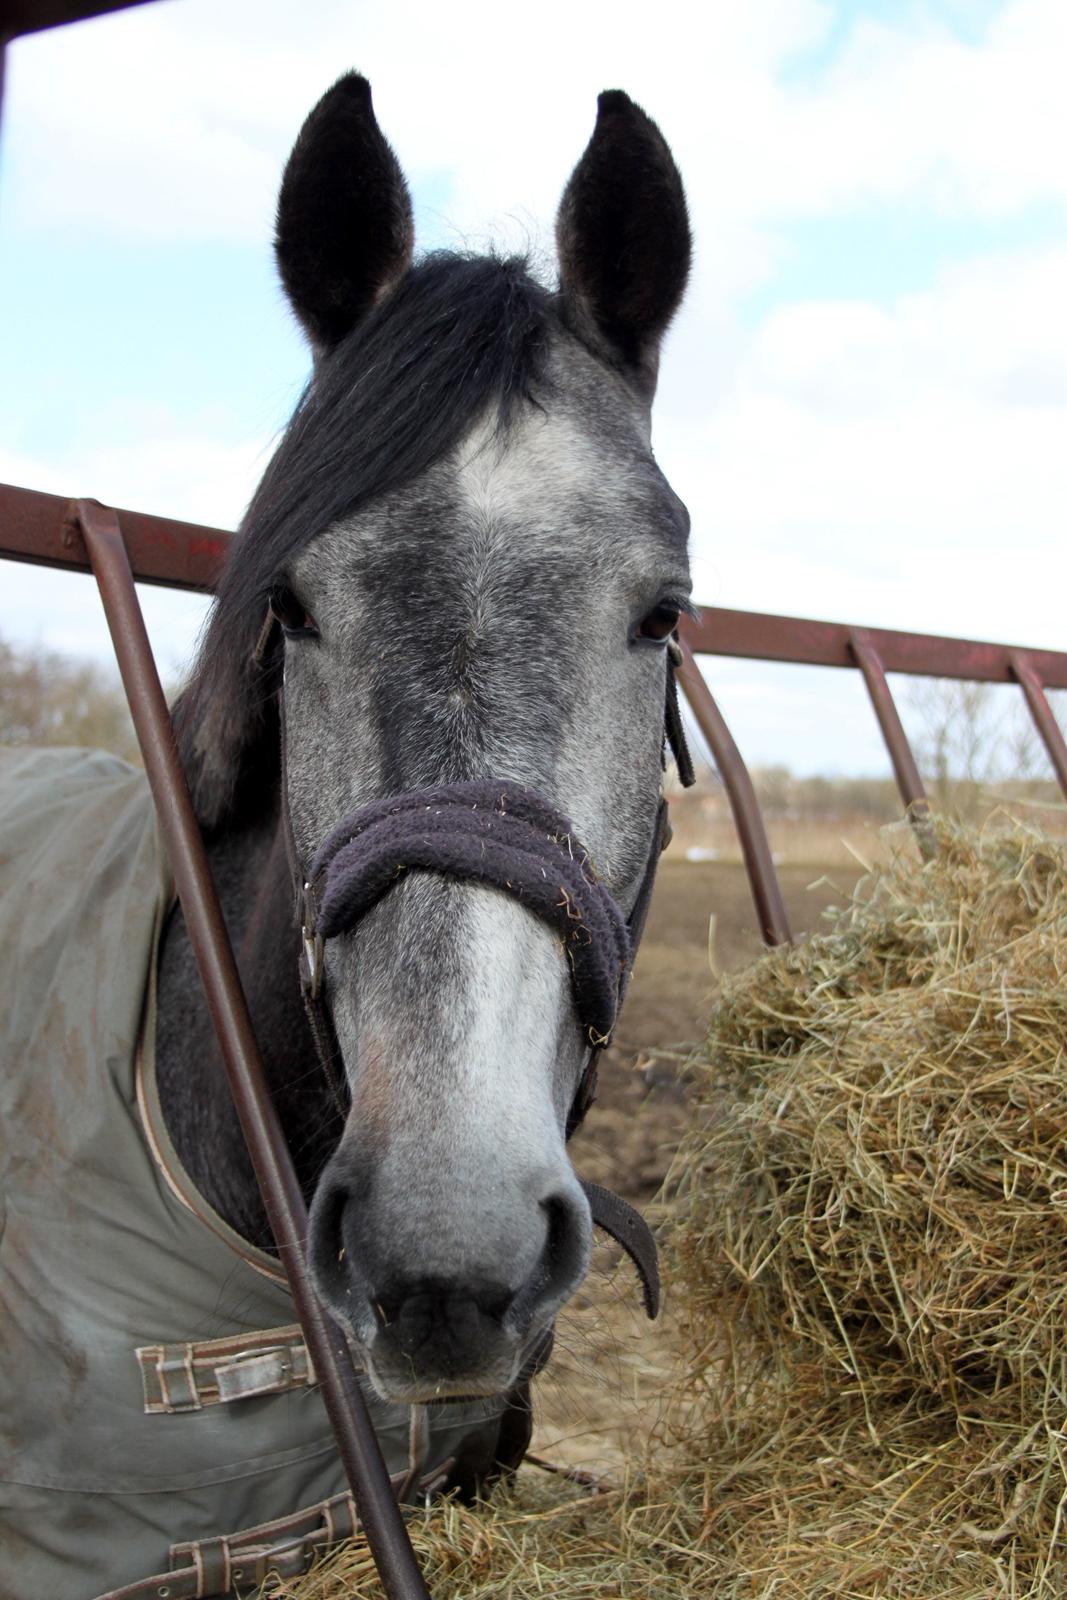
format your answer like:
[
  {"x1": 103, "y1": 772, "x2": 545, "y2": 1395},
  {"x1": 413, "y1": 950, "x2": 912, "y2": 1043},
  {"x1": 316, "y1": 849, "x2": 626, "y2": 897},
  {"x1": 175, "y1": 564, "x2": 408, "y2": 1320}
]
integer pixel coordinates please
[
  {"x1": 272, "y1": 818, "x2": 1067, "y2": 1599},
  {"x1": 672, "y1": 816, "x2": 1067, "y2": 1594},
  {"x1": 261, "y1": 1468, "x2": 712, "y2": 1599}
]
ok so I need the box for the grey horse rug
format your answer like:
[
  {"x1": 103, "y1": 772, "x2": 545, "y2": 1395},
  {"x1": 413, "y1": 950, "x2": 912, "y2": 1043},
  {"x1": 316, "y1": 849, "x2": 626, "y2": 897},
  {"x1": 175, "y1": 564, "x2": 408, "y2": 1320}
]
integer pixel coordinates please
[{"x1": 0, "y1": 748, "x2": 498, "y2": 1600}]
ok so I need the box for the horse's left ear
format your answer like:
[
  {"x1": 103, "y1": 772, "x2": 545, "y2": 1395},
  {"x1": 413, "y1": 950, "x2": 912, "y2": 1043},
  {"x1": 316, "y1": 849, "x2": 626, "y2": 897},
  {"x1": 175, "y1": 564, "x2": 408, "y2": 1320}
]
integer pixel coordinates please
[
  {"x1": 556, "y1": 91, "x2": 691, "y2": 398},
  {"x1": 275, "y1": 73, "x2": 414, "y2": 355}
]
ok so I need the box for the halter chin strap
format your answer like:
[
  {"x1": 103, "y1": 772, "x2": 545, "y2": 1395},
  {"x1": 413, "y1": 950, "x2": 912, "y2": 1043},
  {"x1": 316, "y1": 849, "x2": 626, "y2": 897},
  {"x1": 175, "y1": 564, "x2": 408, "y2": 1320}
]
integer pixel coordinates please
[{"x1": 273, "y1": 627, "x2": 694, "y2": 1318}]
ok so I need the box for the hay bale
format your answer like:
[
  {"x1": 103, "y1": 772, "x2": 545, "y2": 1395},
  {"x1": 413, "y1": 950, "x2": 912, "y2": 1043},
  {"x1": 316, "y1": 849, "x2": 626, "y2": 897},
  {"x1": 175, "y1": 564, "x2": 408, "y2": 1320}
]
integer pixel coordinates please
[
  {"x1": 672, "y1": 817, "x2": 1067, "y2": 1592},
  {"x1": 274, "y1": 818, "x2": 1067, "y2": 1598}
]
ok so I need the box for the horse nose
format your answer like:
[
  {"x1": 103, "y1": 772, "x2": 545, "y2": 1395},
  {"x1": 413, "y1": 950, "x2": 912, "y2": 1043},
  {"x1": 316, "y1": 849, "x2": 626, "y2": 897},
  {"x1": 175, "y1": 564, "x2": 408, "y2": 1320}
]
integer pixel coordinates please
[
  {"x1": 308, "y1": 1167, "x2": 592, "y2": 1390},
  {"x1": 374, "y1": 1277, "x2": 513, "y2": 1379}
]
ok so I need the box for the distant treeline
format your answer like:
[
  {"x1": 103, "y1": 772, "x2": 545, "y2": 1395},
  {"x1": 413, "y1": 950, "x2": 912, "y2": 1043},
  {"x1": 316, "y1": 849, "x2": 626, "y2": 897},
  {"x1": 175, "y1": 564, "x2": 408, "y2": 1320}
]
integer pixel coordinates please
[
  {"x1": 0, "y1": 636, "x2": 140, "y2": 765},
  {"x1": 745, "y1": 765, "x2": 1062, "y2": 824},
  {"x1": 676, "y1": 676, "x2": 1066, "y2": 826},
  {"x1": 750, "y1": 767, "x2": 903, "y2": 821}
]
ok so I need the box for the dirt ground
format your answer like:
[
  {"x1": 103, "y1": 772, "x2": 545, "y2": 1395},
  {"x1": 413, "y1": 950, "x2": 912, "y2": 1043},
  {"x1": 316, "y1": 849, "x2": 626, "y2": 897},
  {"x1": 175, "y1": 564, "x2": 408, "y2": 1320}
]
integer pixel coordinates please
[{"x1": 529, "y1": 859, "x2": 856, "y2": 1476}]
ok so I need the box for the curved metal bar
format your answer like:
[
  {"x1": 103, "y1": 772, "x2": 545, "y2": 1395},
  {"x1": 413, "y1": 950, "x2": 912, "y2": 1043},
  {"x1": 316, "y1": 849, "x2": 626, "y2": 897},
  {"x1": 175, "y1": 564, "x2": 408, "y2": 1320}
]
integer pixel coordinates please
[
  {"x1": 75, "y1": 498, "x2": 432, "y2": 1600},
  {"x1": 849, "y1": 629, "x2": 936, "y2": 859},
  {"x1": 674, "y1": 638, "x2": 791, "y2": 947},
  {"x1": 1010, "y1": 651, "x2": 1067, "y2": 800}
]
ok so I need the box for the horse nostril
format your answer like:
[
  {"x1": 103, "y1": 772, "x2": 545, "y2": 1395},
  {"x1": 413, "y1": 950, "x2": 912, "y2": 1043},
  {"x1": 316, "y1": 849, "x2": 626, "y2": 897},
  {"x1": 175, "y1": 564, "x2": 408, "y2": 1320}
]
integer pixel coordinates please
[
  {"x1": 308, "y1": 1181, "x2": 347, "y2": 1296},
  {"x1": 543, "y1": 1193, "x2": 572, "y2": 1265},
  {"x1": 377, "y1": 1277, "x2": 513, "y2": 1327},
  {"x1": 508, "y1": 1185, "x2": 592, "y2": 1333},
  {"x1": 308, "y1": 1168, "x2": 374, "y2": 1313},
  {"x1": 543, "y1": 1187, "x2": 591, "y2": 1283}
]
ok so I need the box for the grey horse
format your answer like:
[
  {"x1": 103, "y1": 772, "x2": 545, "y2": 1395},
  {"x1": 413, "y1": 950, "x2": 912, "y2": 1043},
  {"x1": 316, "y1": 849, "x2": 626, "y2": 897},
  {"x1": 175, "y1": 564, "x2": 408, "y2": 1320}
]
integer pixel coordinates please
[
  {"x1": 165, "y1": 73, "x2": 692, "y2": 1419},
  {"x1": 0, "y1": 71, "x2": 693, "y2": 1600}
]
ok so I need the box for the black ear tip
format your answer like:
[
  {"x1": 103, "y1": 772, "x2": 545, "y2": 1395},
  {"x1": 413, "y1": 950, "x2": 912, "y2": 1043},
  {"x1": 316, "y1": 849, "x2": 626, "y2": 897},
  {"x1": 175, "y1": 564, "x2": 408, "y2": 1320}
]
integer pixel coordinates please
[
  {"x1": 596, "y1": 88, "x2": 635, "y2": 115},
  {"x1": 318, "y1": 71, "x2": 373, "y2": 114},
  {"x1": 275, "y1": 69, "x2": 412, "y2": 354},
  {"x1": 595, "y1": 88, "x2": 656, "y2": 129}
]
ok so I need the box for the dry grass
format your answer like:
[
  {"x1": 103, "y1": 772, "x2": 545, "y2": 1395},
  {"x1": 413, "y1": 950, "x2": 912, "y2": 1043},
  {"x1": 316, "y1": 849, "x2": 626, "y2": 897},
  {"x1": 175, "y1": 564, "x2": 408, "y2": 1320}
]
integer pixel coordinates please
[
  {"x1": 264, "y1": 1469, "x2": 712, "y2": 1599},
  {"x1": 272, "y1": 816, "x2": 1067, "y2": 1599},
  {"x1": 671, "y1": 815, "x2": 1067, "y2": 1596}
]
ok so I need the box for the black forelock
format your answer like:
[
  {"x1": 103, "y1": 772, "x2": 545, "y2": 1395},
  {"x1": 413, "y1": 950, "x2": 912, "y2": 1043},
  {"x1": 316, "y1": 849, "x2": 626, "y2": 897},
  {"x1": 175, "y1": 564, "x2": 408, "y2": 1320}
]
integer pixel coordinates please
[{"x1": 175, "y1": 253, "x2": 554, "y2": 828}]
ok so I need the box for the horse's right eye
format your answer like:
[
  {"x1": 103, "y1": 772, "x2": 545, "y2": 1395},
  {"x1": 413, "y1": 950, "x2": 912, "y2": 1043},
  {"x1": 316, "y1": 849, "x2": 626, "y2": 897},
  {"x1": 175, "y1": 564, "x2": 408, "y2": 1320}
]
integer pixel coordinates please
[
  {"x1": 269, "y1": 583, "x2": 319, "y2": 638},
  {"x1": 634, "y1": 603, "x2": 680, "y2": 644}
]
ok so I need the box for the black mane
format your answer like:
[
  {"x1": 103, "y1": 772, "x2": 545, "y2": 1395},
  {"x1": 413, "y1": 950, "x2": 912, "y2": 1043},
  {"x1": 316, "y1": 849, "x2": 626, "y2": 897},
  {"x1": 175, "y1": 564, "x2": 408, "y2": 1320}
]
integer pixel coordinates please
[{"x1": 176, "y1": 253, "x2": 553, "y2": 827}]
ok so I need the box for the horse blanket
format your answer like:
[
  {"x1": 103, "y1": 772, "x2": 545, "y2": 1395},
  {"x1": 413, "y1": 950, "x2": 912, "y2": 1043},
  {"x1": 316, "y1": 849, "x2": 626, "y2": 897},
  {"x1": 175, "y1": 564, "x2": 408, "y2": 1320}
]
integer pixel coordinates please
[{"x1": 0, "y1": 747, "x2": 500, "y2": 1600}]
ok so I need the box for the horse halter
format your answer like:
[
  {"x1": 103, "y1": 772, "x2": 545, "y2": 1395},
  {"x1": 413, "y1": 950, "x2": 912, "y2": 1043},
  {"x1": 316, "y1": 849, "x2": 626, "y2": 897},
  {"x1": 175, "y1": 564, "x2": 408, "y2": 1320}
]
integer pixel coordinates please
[{"x1": 274, "y1": 630, "x2": 695, "y2": 1319}]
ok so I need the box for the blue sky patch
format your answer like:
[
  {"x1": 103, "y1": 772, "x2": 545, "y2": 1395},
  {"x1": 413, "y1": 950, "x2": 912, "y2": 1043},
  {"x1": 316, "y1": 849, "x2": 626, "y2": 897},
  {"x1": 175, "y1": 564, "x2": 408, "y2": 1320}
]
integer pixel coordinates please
[
  {"x1": 741, "y1": 201, "x2": 1067, "y2": 325},
  {"x1": 783, "y1": 0, "x2": 1006, "y2": 84}
]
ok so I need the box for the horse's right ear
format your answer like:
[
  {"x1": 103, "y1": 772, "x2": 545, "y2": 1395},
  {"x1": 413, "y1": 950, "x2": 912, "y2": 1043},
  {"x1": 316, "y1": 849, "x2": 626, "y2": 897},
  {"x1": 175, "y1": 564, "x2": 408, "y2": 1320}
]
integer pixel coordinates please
[
  {"x1": 275, "y1": 73, "x2": 414, "y2": 355},
  {"x1": 556, "y1": 91, "x2": 691, "y2": 399}
]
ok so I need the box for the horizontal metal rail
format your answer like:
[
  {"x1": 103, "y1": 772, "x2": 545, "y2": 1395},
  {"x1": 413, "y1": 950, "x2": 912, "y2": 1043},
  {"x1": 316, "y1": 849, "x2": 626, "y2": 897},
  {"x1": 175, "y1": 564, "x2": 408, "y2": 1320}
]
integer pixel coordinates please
[
  {"x1": 3, "y1": 480, "x2": 1066, "y2": 945},
  {"x1": 4, "y1": 483, "x2": 1064, "y2": 687},
  {"x1": 0, "y1": 482, "x2": 227, "y2": 589},
  {"x1": 0, "y1": 0, "x2": 154, "y2": 43},
  {"x1": 680, "y1": 607, "x2": 1067, "y2": 690}
]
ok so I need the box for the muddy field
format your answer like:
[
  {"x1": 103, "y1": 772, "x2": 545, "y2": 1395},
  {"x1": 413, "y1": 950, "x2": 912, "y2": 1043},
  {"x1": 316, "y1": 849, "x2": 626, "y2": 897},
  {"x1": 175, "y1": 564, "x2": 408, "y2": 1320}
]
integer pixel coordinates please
[{"x1": 530, "y1": 859, "x2": 858, "y2": 1475}]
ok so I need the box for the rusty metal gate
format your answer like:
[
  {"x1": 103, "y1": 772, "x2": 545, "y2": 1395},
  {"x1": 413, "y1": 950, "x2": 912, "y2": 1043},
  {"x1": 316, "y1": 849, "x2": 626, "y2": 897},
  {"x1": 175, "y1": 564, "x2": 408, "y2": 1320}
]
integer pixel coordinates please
[{"x1": 3, "y1": 6, "x2": 1067, "y2": 1598}]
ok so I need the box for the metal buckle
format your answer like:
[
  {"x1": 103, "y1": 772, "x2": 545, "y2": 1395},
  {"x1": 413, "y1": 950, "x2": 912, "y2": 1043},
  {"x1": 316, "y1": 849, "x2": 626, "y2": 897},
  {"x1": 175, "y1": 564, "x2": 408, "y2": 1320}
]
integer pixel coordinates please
[
  {"x1": 213, "y1": 1344, "x2": 296, "y2": 1404},
  {"x1": 301, "y1": 899, "x2": 325, "y2": 999}
]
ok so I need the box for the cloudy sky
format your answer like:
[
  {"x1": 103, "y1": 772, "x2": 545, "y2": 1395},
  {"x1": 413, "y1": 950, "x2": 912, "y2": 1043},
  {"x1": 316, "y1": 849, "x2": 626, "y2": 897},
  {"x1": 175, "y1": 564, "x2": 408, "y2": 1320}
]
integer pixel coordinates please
[{"x1": 1, "y1": 0, "x2": 1064, "y2": 775}]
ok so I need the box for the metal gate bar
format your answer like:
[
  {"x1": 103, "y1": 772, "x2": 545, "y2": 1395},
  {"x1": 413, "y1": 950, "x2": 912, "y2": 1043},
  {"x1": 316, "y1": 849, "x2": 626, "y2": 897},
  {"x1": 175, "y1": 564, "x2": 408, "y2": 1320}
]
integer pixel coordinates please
[
  {"x1": 681, "y1": 606, "x2": 1067, "y2": 688},
  {"x1": 847, "y1": 629, "x2": 936, "y2": 859},
  {"x1": 675, "y1": 637, "x2": 791, "y2": 946},
  {"x1": 1010, "y1": 651, "x2": 1067, "y2": 797},
  {"x1": 1, "y1": 482, "x2": 226, "y2": 589},
  {"x1": 74, "y1": 498, "x2": 431, "y2": 1600}
]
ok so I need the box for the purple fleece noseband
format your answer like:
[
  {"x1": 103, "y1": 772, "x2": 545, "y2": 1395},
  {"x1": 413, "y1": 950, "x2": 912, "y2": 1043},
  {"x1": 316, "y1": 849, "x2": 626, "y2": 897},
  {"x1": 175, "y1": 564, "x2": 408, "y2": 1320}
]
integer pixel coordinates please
[{"x1": 303, "y1": 779, "x2": 632, "y2": 1046}]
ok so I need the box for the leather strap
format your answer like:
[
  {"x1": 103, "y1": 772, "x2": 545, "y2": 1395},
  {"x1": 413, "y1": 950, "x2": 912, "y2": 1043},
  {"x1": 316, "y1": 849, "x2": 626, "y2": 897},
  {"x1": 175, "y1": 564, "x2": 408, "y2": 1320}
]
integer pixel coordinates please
[
  {"x1": 565, "y1": 794, "x2": 671, "y2": 1139},
  {"x1": 136, "y1": 1323, "x2": 316, "y2": 1414},
  {"x1": 580, "y1": 1179, "x2": 661, "y2": 1319}
]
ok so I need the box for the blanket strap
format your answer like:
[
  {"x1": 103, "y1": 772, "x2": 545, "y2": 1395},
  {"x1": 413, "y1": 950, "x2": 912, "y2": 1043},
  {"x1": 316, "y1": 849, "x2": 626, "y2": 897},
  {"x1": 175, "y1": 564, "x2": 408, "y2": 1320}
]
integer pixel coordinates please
[
  {"x1": 136, "y1": 1323, "x2": 317, "y2": 1414},
  {"x1": 94, "y1": 1467, "x2": 455, "y2": 1600}
]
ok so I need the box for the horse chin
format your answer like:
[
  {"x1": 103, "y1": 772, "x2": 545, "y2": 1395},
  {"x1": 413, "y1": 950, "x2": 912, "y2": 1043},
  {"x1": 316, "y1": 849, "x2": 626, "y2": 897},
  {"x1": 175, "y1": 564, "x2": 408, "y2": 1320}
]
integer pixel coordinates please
[{"x1": 360, "y1": 1345, "x2": 522, "y2": 1406}]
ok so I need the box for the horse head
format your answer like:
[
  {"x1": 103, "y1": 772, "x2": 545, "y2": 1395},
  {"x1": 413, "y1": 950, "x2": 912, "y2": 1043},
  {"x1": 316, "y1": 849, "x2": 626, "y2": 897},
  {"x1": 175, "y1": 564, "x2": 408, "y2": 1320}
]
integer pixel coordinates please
[{"x1": 178, "y1": 74, "x2": 691, "y2": 1404}]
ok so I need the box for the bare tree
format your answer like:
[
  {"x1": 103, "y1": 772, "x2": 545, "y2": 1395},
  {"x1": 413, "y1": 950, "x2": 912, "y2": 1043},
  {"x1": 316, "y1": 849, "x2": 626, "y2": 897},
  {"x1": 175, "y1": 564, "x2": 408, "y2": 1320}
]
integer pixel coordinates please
[
  {"x1": 0, "y1": 637, "x2": 140, "y2": 764},
  {"x1": 906, "y1": 677, "x2": 1052, "y2": 819}
]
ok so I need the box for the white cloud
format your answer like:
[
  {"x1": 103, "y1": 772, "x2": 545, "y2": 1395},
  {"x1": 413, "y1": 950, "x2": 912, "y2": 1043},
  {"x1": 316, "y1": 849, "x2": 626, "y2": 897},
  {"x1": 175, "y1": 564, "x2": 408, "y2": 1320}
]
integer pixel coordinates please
[
  {"x1": 6, "y1": 0, "x2": 1065, "y2": 249},
  {"x1": 0, "y1": 430, "x2": 268, "y2": 529},
  {"x1": 726, "y1": 0, "x2": 1067, "y2": 220},
  {"x1": 665, "y1": 245, "x2": 1067, "y2": 649}
]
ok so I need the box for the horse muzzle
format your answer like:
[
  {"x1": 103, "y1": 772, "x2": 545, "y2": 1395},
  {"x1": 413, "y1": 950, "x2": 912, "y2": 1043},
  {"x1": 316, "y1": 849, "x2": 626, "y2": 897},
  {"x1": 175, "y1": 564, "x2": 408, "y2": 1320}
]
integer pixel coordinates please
[{"x1": 307, "y1": 1154, "x2": 593, "y2": 1401}]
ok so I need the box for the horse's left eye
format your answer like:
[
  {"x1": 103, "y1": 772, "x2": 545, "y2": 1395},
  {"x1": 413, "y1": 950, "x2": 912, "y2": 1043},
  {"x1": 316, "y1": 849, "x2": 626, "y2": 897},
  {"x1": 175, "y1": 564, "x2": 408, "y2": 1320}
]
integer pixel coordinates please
[
  {"x1": 269, "y1": 583, "x2": 319, "y2": 638},
  {"x1": 635, "y1": 603, "x2": 680, "y2": 644}
]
